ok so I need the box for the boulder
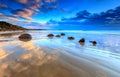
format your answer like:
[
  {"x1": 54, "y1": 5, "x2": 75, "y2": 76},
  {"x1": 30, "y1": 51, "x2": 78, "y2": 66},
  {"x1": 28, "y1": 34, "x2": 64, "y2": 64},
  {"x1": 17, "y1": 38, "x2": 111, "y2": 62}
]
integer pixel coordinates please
[
  {"x1": 60, "y1": 33, "x2": 65, "y2": 36},
  {"x1": 79, "y1": 38, "x2": 85, "y2": 46},
  {"x1": 55, "y1": 35, "x2": 61, "y2": 38},
  {"x1": 19, "y1": 33, "x2": 32, "y2": 42},
  {"x1": 90, "y1": 41, "x2": 97, "y2": 46},
  {"x1": 68, "y1": 37, "x2": 75, "y2": 40},
  {"x1": 47, "y1": 34, "x2": 54, "y2": 38},
  {"x1": 79, "y1": 38, "x2": 85, "y2": 42}
]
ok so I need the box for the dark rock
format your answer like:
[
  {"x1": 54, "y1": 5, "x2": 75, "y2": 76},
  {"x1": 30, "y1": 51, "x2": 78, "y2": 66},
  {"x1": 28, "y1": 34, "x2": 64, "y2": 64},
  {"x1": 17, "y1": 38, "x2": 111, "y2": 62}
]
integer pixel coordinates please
[
  {"x1": 61, "y1": 33, "x2": 65, "y2": 36},
  {"x1": 47, "y1": 34, "x2": 54, "y2": 38},
  {"x1": 90, "y1": 41, "x2": 97, "y2": 46},
  {"x1": 19, "y1": 34, "x2": 32, "y2": 42},
  {"x1": 55, "y1": 35, "x2": 61, "y2": 38},
  {"x1": 68, "y1": 37, "x2": 75, "y2": 40},
  {"x1": 79, "y1": 38, "x2": 85, "y2": 42},
  {"x1": 79, "y1": 38, "x2": 85, "y2": 46}
]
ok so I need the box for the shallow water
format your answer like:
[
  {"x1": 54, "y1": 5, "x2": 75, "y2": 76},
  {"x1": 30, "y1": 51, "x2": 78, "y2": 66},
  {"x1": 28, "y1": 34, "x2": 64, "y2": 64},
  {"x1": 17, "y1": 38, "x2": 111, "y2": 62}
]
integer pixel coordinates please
[{"x1": 0, "y1": 30, "x2": 120, "y2": 77}]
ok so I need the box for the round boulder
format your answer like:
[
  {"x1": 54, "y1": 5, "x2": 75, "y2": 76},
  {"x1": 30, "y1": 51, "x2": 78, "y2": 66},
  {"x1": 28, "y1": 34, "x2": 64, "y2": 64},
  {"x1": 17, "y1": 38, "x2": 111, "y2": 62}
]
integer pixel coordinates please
[
  {"x1": 90, "y1": 41, "x2": 97, "y2": 46},
  {"x1": 68, "y1": 37, "x2": 75, "y2": 40},
  {"x1": 55, "y1": 35, "x2": 61, "y2": 38},
  {"x1": 47, "y1": 34, "x2": 54, "y2": 38},
  {"x1": 79, "y1": 38, "x2": 85, "y2": 46},
  {"x1": 79, "y1": 38, "x2": 85, "y2": 42},
  {"x1": 61, "y1": 33, "x2": 65, "y2": 36},
  {"x1": 19, "y1": 33, "x2": 32, "y2": 42}
]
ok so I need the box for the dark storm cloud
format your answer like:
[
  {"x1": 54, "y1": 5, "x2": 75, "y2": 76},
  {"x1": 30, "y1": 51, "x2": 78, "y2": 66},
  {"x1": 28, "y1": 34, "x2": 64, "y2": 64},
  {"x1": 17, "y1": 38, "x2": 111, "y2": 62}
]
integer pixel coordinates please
[
  {"x1": 88, "y1": 6, "x2": 120, "y2": 24},
  {"x1": 52, "y1": 6, "x2": 120, "y2": 25}
]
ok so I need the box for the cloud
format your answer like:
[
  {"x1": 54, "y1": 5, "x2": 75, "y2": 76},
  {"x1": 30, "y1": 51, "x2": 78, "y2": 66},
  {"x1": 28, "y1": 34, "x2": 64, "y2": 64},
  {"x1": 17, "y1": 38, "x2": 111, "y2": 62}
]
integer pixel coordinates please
[
  {"x1": 9, "y1": 21, "x2": 51, "y2": 29},
  {"x1": 16, "y1": 0, "x2": 27, "y2": 4},
  {"x1": 44, "y1": 0, "x2": 56, "y2": 3},
  {"x1": 0, "y1": 0, "x2": 58, "y2": 21},
  {"x1": 61, "y1": 8, "x2": 67, "y2": 12},
  {"x1": 0, "y1": 13, "x2": 21, "y2": 21},
  {"x1": 0, "y1": 4, "x2": 8, "y2": 9},
  {"x1": 50, "y1": 6, "x2": 120, "y2": 26},
  {"x1": 11, "y1": 9, "x2": 34, "y2": 20},
  {"x1": 88, "y1": 6, "x2": 120, "y2": 25},
  {"x1": 0, "y1": 13, "x2": 3, "y2": 15}
]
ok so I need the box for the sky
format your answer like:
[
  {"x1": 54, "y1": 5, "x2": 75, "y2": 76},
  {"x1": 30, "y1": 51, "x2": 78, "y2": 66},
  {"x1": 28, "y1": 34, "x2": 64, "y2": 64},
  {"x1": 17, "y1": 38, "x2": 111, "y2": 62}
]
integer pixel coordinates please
[{"x1": 0, "y1": 0, "x2": 120, "y2": 30}]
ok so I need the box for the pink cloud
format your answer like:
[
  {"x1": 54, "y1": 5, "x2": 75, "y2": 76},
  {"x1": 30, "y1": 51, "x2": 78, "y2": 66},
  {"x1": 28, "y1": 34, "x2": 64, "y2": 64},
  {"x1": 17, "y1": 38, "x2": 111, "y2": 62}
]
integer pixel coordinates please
[
  {"x1": 13, "y1": 9, "x2": 34, "y2": 20},
  {"x1": 16, "y1": 0, "x2": 27, "y2": 4},
  {"x1": 30, "y1": 4, "x2": 42, "y2": 12},
  {"x1": 2, "y1": 0, "x2": 58, "y2": 20}
]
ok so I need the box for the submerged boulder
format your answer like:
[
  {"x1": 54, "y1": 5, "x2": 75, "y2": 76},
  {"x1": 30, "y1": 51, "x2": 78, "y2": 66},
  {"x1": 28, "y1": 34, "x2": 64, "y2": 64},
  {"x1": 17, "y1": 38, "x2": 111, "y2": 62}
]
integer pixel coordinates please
[
  {"x1": 55, "y1": 35, "x2": 61, "y2": 38},
  {"x1": 79, "y1": 38, "x2": 85, "y2": 42},
  {"x1": 79, "y1": 38, "x2": 85, "y2": 46},
  {"x1": 90, "y1": 41, "x2": 97, "y2": 46},
  {"x1": 68, "y1": 37, "x2": 75, "y2": 40},
  {"x1": 19, "y1": 33, "x2": 32, "y2": 42},
  {"x1": 47, "y1": 34, "x2": 54, "y2": 38},
  {"x1": 60, "y1": 33, "x2": 65, "y2": 36}
]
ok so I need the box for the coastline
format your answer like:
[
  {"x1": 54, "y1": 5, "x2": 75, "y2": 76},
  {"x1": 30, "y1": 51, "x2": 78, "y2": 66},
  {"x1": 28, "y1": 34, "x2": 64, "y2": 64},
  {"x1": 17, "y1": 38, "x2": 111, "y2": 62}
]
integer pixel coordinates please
[{"x1": 0, "y1": 30, "x2": 120, "y2": 35}]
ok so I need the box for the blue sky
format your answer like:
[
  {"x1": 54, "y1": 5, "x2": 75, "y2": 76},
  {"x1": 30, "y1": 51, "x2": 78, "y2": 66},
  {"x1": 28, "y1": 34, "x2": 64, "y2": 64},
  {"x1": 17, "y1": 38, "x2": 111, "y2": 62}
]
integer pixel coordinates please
[{"x1": 0, "y1": 0, "x2": 120, "y2": 30}]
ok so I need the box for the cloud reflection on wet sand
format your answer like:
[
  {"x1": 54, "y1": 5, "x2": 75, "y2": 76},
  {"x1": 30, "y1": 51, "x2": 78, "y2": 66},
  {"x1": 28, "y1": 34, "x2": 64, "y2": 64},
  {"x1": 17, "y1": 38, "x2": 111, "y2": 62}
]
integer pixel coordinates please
[{"x1": 0, "y1": 40, "x2": 74, "y2": 77}]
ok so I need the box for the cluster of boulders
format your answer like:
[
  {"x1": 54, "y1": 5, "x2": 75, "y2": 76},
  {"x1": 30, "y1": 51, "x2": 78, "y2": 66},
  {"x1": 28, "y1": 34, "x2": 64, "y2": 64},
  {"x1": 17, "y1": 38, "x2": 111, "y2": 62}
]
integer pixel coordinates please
[
  {"x1": 47, "y1": 33, "x2": 65, "y2": 39},
  {"x1": 47, "y1": 33, "x2": 97, "y2": 46},
  {"x1": 18, "y1": 33, "x2": 97, "y2": 46}
]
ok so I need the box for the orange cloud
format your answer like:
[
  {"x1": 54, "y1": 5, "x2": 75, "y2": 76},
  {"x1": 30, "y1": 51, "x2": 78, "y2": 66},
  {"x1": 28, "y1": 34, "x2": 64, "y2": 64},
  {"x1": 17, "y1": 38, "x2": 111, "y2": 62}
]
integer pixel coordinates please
[
  {"x1": 1, "y1": 0, "x2": 58, "y2": 21},
  {"x1": 16, "y1": 0, "x2": 27, "y2": 4},
  {"x1": 13, "y1": 9, "x2": 34, "y2": 20}
]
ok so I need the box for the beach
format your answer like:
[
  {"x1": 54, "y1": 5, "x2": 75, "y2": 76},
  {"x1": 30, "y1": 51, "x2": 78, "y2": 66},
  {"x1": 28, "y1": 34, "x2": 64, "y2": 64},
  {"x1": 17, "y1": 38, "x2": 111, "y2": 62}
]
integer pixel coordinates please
[{"x1": 0, "y1": 30, "x2": 120, "y2": 77}]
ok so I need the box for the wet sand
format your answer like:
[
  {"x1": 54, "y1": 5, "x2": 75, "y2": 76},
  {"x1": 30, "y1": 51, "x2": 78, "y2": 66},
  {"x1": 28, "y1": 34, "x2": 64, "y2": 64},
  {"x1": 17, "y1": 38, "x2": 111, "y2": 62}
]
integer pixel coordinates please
[{"x1": 0, "y1": 31, "x2": 120, "y2": 77}]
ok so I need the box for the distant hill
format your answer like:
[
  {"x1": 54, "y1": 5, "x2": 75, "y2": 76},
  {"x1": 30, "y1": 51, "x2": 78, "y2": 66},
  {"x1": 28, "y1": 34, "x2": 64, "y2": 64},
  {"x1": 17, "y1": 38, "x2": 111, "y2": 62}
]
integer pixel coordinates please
[{"x1": 0, "y1": 21, "x2": 26, "y2": 31}]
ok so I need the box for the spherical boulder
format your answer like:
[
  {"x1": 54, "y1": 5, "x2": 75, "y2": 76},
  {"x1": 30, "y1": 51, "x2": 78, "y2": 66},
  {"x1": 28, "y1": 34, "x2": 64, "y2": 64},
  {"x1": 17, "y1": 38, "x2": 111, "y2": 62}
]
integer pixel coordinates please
[
  {"x1": 60, "y1": 33, "x2": 65, "y2": 36},
  {"x1": 47, "y1": 34, "x2": 54, "y2": 38},
  {"x1": 18, "y1": 33, "x2": 32, "y2": 42},
  {"x1": 79, "y1": 38, "x2": 85, "y2": 42},
  {"x1": 55, "y1": 35, "x2": 61, "y2": 38},
  {"x1": 79, "y1": 38, "x2": 85, "y2": 46},
  {"x1": 68, "y1": 37, "x2": 75, "y2": 40},
  {"x1": 90, "y1": 41, "x2": 97, "y2": 46}
]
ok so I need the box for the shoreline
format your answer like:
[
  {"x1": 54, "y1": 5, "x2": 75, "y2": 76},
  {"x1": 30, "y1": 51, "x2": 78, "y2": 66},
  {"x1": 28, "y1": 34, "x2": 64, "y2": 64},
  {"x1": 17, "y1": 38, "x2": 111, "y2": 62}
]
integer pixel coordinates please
[{"x1": 0, "y1": 30, "x2": 120, "y2": 35}]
